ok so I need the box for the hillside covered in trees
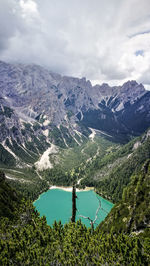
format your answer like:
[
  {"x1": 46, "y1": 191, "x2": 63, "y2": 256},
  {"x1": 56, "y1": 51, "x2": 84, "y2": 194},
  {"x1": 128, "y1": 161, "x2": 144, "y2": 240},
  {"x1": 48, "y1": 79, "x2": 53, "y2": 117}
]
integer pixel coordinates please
[
  {"x1": 80, "y1": 130, "x2": 150, "y2": 203},
  {"x1": 0, "y1": 160, "x2": 149, "y2": 265}
]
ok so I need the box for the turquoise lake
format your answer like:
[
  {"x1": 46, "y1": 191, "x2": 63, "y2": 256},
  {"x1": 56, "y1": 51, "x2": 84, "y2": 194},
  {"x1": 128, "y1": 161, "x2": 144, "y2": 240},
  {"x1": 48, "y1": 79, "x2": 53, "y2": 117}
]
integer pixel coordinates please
[{"x1": 34, "y1": 189, "x2": 114, "y2": 228}]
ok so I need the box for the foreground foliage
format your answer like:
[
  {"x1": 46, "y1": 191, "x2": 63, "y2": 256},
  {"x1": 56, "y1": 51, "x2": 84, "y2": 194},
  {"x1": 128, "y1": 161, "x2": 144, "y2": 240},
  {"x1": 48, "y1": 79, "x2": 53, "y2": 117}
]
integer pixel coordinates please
[{"x1": 0, "y1": 215, "x2": 149, "y2": 265}]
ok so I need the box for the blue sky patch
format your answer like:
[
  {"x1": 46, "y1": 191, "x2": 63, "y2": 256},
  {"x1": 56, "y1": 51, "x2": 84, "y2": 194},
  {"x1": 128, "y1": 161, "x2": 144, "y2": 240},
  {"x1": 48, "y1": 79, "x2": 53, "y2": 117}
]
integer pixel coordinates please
[{"x1": 135, "y1": 50, "x2": 144, "y2": 56}]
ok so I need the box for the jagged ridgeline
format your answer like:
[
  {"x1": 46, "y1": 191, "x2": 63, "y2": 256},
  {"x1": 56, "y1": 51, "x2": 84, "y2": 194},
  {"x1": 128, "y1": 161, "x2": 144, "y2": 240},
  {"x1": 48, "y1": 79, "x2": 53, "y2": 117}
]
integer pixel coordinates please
[
  {"x1": 0, "y1": 61, "x2": 150, "y2": 168},
  {"x1": 0, "y1": 162, "x2": 149, "y2": 265}
]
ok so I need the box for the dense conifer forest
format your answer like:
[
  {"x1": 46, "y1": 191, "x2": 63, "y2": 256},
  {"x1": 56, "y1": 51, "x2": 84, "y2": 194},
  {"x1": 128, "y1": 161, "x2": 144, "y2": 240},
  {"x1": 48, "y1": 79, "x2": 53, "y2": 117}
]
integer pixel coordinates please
[{"x1": 0, "y1": 160, "x2": 149, "y2": 265}]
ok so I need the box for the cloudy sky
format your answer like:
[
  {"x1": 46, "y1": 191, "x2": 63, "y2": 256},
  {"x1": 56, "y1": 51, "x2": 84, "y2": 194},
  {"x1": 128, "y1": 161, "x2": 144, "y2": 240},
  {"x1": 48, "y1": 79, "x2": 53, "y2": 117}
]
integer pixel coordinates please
[{"x1": 0, "y1": 0, "x2": 150, "y2": 88}]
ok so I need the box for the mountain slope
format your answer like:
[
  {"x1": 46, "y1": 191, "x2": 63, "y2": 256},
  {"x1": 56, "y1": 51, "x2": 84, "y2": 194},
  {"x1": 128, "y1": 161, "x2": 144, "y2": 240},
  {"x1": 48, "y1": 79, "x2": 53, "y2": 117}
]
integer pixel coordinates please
[
  {"x1": 80, "y1": 129, "x2": 150, "y2": 202},
  {"x1": 82, "y1": 81, "x2": 150, "y2": 139},
  {"x1": 0, "y1": 171, "x2": 21, "y2": 219},
  {"x1": 100, "y1": 159, "x2": 150, "y2": 234}
]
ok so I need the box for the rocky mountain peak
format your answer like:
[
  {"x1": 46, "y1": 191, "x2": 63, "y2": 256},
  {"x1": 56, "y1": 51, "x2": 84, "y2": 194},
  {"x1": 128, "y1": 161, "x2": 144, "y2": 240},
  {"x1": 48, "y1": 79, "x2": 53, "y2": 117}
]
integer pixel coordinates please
[
  {"x1": 121, "y1": 80, "x2": 145, "y2": 94},
  {"x1": 0, "y1": 61, "x2": 149, "y2": 148}
]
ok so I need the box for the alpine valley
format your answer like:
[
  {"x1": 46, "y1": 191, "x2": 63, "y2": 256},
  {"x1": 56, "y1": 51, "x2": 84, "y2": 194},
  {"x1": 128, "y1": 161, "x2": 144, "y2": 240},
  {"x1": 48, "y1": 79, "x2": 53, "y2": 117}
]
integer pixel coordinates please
[{"x1": 0, "y1": 61, "x2": 150, "y2": 265}]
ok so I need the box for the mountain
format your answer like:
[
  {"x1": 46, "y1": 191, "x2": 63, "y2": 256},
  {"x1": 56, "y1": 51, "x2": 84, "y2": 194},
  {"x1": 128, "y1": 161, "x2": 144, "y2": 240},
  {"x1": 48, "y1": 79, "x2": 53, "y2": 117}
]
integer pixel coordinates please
[
  {"x1": 82, "y1": 81, "x2": 150, "y2": 140},
  {"x1": 0, "y1": 60, "x2": 150, "y2": 168},
  {"x1": 0, "y1": 100, "x2": 50, "y2": 167}
]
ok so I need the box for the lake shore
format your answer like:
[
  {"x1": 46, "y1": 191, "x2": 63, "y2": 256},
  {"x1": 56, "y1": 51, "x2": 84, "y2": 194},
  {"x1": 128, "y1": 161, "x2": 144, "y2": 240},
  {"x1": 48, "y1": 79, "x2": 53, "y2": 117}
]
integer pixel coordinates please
[{"x1": 49, "y1": 185, "x2": 94, "y2": 192}]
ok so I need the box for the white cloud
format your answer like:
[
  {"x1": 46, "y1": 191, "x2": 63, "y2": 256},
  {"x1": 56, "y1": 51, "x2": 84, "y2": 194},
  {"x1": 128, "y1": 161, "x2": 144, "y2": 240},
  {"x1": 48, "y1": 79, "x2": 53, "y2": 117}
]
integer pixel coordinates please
[
  {"x1": 0, "y1": 0, "x2": 150, "y2": 87},
  {"x1": 19, "y1": 0, "x2": 38, "y2": 14}
]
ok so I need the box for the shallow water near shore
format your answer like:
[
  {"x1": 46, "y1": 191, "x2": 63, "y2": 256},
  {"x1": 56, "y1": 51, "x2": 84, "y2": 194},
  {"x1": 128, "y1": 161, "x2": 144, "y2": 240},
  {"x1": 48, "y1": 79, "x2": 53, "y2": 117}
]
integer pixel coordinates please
[{"x1": 34, "y1": 189, "x2": 114, "y2": 227}]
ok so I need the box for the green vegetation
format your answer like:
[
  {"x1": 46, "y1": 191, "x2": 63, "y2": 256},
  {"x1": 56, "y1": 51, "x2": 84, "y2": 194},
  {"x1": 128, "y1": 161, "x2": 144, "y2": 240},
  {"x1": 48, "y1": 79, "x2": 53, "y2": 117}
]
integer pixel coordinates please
[
  {"x1": 6, "y1": 138, "x2": 37, "y2": 164},
  {"x1": 42, "y1": 136, "x2": 117, "y2": 186},
  {"x1": 49, "y1": 125, "x2": 82, "y2": 148},
  {"x1": 67, "y1": 110, "x2": 74, "y2": 119},
  {"x1": 0, "y1": 106, "x2": 13, "y2": 118},
  {"x1": 8, "y1": 177, "x2": 49, "y2": 200},
  {"x1": 59, "y1": 136, "x2": 116, "y2": 171},
  {"x1": 96, "y1": 136, "x2": 150, "y2": 202},
  {"x1": 0, "y1": 167, "x2": 49, "y2": 201},
  {"x1": 100, "y1": 159, "x2": 150, "y2": 234},
  {"x1": 0, "y1": 144, "x2": 16, "y2": 167},
  {"x1": 77, "y1": 121, "x2": 91, "y2": 137},
  {"x1": 49, "y1": 126, "x2": 66, "y2": 148},
  {"x1": 23, "y1": 122, "x2": 34, "y2": 132},
  {"x1": 0, "y1": 161, "x2": 149, "y2": 265},
  {"x1": 60, "y1": 125, "x2": 77, "y2": 147},
  {"x1": 32, "y1": 122, "x2": 41, "y2": 131},
  {"x1": 81, "y1": 134, "x2": 150, "y2": 202},
  {"x1": 0, "y1": 171, "x2": 21, "y2": 219}
]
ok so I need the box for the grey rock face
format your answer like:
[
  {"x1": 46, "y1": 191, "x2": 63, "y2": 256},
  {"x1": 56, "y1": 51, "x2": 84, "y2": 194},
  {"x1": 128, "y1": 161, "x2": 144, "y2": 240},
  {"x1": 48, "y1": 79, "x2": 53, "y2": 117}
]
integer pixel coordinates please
[{"x1": 0, "y1": 60, "x2": 150, "y2": 159}]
